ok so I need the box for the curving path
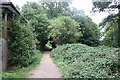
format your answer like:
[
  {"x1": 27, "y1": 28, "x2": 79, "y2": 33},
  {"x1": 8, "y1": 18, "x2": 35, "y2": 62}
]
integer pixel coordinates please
[{"x1": 27, "y1": 51, "x2": 62, "y2": 78}]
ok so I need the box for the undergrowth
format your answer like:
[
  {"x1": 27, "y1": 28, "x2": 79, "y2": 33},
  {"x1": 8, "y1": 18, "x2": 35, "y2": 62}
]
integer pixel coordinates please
[
  {"x1": 2, "y1": 50, "x2": 42, "y2": 78},
  {"x1": 51, "y1": 43, "x2": 120, "y2": 78}
]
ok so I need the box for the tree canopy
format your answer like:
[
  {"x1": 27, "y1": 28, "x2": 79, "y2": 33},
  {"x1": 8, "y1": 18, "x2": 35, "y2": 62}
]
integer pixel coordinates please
[
  {"x1": 21, "y1": 2, "x2": 49, "y2": 50},
  {"x1": 40, "y1": 1, "x2": 72, "y2": 18},
  {"x1": 20, "y1": 1, "x2": 101, "y2": 47},
  {"x1": 92, "y1": 0, "x2": 120, "y2": 47},
  {"x1": 48, "y1": 16, "x2": 82, "y2": 45},
  {"x1": 92, "y1": 0, "x2": 119, "y2": 12},
  {"x1": 100, "y1": 14, "x2": 119, "y2": 47},
  {"x1": 67, "y1": 8, "x2": 100, "y2": 46}
]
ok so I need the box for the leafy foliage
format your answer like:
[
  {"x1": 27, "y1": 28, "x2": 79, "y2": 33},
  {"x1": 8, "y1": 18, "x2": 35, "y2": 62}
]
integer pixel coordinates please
[
  {"x1": 92, "y1": 0, "x2": 120, "y2": 48},
  {"x1": 8, "y1": 18, "x2": 37, "y2": 68},
  {"x1": 100, "y1": 14, "x2": 119, "y2": 47},
  {"x1": 51, "y1": 44, "x2": 119, "y2": 78},
  {"x1": 64, "y1": 8, "x2": 100, "y2": 46},
  {"x1": 21, "y1": 2, "x2": 46, "y2": 20},
  {"x1": 41, "y1": 1, "x2": 72, "y2": 18},
  {"x1": 2, "y1": 50, "x2": 42, "y2": 78},
  {"x1": 92, "y1": 0, "x2": 119, "y2": 12},
  {"x1": 65, "y1": 8, "x2": 85, "y2": 17},
  {"x1": 21, "y1": 2, "x2": 49, "y2": 50},
  {"x1": 72, "y1": 15, "x2": 100, "y2": 46},
  {"x1": 48, "y1": 16, "x2": 82, "y2": 45}
]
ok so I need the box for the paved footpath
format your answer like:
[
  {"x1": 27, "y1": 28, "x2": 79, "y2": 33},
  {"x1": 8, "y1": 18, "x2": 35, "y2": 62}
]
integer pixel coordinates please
[{"x1": 27, "y1": 51, "x2": 62, "y2": 78}]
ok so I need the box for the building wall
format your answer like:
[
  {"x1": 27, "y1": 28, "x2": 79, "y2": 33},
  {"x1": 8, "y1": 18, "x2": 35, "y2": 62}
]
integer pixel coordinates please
[
  {"x1": 0, "y1": 38, "x2": 2, "y2": 72},
  {"x1": 1, "y1": 38, "x2": 8, "y2": 71},
  {"x1": 1, "y1": 10, "x2": 10, "y2": 71},
  {"x1": 1, "y1": 1, "x2": 27, "y2": 71},
  {"x1": 2, "y1": 21, "x2": 9, "y2": 71}
]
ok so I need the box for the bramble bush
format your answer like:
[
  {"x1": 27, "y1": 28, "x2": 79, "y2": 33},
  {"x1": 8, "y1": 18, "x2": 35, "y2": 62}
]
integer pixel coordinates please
[
  {"x1": 51, "y1": 43, "x2": 120, "y2": 78},
  {"x1": 8, "y1": 18, "x2": 38, "y2": 68}
]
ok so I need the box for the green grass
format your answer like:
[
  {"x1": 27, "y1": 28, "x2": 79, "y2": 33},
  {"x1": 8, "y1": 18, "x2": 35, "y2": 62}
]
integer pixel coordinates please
[
  {"x1": 2, "y1": 72, "x2": 26, "y2": 78},
  {"x1": 14, "y1": 50, "x2": 42, "y2": 73},
  {"x1": 2, "y1": 50, "x2": 42, "y2": 78},
  {"x1": 51, "y1": 43, "x2": 120, "y2": 78},
  {"x1": 45, "y1": 44, "x2": 52, "y2": 49}
]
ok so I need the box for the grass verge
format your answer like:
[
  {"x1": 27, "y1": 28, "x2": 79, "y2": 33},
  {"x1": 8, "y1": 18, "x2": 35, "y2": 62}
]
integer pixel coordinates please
[{"x1": 2, "y1": 50, "x2": 42, "y2": 78}]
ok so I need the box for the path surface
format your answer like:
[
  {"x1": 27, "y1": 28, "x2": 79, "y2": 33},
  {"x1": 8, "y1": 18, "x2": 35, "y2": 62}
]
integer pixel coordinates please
[{"x1": 27, "y1": 51, "x2": 62, "y2": 78}]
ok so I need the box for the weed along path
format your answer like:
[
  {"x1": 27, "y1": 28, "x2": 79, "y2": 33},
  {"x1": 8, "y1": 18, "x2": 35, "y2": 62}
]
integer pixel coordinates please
[{"x1": 27, "y1": 51, "x2": 62, "y2": 78}]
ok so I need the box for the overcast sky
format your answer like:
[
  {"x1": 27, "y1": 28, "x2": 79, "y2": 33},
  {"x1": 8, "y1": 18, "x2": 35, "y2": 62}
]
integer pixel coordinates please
[{"x1": 10, "y1": 0, "x2": 110, "y2": 25}]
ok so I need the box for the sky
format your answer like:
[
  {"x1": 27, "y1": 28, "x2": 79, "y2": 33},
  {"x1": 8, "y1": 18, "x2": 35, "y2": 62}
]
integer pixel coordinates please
[{"x1": 10, "y1": 0, "x2": 111, "y2": 25}]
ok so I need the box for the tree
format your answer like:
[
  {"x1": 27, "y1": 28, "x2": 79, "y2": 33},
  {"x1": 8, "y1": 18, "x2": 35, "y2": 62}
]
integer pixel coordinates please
[
  {"x1": 66, "y1": 8, "x2": 100, "y2": 46},
  {"x1": 77, "y1": 16, "x2": 100, "y2": 46},
  {"x1": 8, "y1": 18, "x2": 37, "y2": 68},
  {"x1": 62, "y1": 7, "x2": 100, "y2": 46},
  {"x1": 92, "y1": 0, "x2": 120, "y2": 47},
  {"x1": 100, "y1": 14, "x2": 119, "y2": 47},
  {"x1": 65, "y1": 7, "x2": 85, "y2": 17},
  {"x1": 21, "y1": 2, "x2": 49, "y2": 50},
  {"x1": 40, "y1": 1, "x2": 72, "y2": 18},
  {"x1": 92, "y1": 0, "x2": 119, "y2": 12},
  {"x1": 48, "y1": 16, "x2": 82, "y2": 45}
]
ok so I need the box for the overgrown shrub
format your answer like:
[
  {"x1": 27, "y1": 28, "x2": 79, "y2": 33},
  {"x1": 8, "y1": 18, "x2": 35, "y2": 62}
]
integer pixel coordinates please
[
  {"x1": 51, "y1": 44, "x2": 119, "y2": 78},
  {"x1": 2, "y1": 50, "x2": 42, "y2": 78},
  {"x1": 21, "y1": 2, "x2": 49, "y2": 50},
  {"x1": 8, "y1": 19, "x2": 37, "y2": 68},
  {"x1": 48, "y1": 16, "x2": 82, "y2": 45}
]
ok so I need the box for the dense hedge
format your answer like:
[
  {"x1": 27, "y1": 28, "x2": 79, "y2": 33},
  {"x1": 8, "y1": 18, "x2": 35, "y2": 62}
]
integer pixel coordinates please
[
  {"x1": 2, "y1": 50, "x2": 42, "y2": 78},
  {"x1": 8, "y1": 19, "x2": 38, "y2": 68},
  {"x1": 51, "y1": 44, "x2": 120, "y2": 78}
]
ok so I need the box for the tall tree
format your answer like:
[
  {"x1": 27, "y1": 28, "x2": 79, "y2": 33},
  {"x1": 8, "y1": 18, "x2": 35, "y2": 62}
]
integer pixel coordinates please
[
  {"x1": 40, "y1": 1, "x2": 72, "y2": 18},
  {"x1": 92, "y1": 0, "x2": 119, "y2": 12},
  {"x1": 65, "y1": 7, "x2": 85, "y2": 17},
  {"x1": 48, "y1": 16, "x2": 82, "y2": 45},
  {"x1": 21, "y1": 2, "x2": 49, "y2": 50},
  {"x1": 66, "y1": 8, "x2": 100, "y2": 46},
  {"x1": 100, "y1": 14, "x2": 119, "y2": 47},
  {"x1": 77, "y1": 16, "x2": 100, "y2": 46},
  {"x1": 92, "y1": 0, "x2": 120, "y2": 47}
]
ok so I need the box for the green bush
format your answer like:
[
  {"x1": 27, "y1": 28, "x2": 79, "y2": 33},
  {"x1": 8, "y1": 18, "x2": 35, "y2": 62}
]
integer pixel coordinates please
[
  {"x1": 22, "y1": 2, "x2": 49, "y2": 50},
  {"x1": 2, "y1": 50, "x2": 42, "y2": 78},
  {"x1": 51, "y1": 44, "x2": 119, "y2": 78},
  {"x1": 48, "y1": 16, "x2": 82, "y2": 45},
  {"x1": 8, "y1": 19, "x2": 37, "y2": 68}
]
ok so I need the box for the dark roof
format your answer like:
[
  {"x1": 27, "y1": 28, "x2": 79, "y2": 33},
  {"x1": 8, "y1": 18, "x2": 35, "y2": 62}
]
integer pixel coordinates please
[{"x1": 0, "y1": 1, "x2": 27, "y2": 23}]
